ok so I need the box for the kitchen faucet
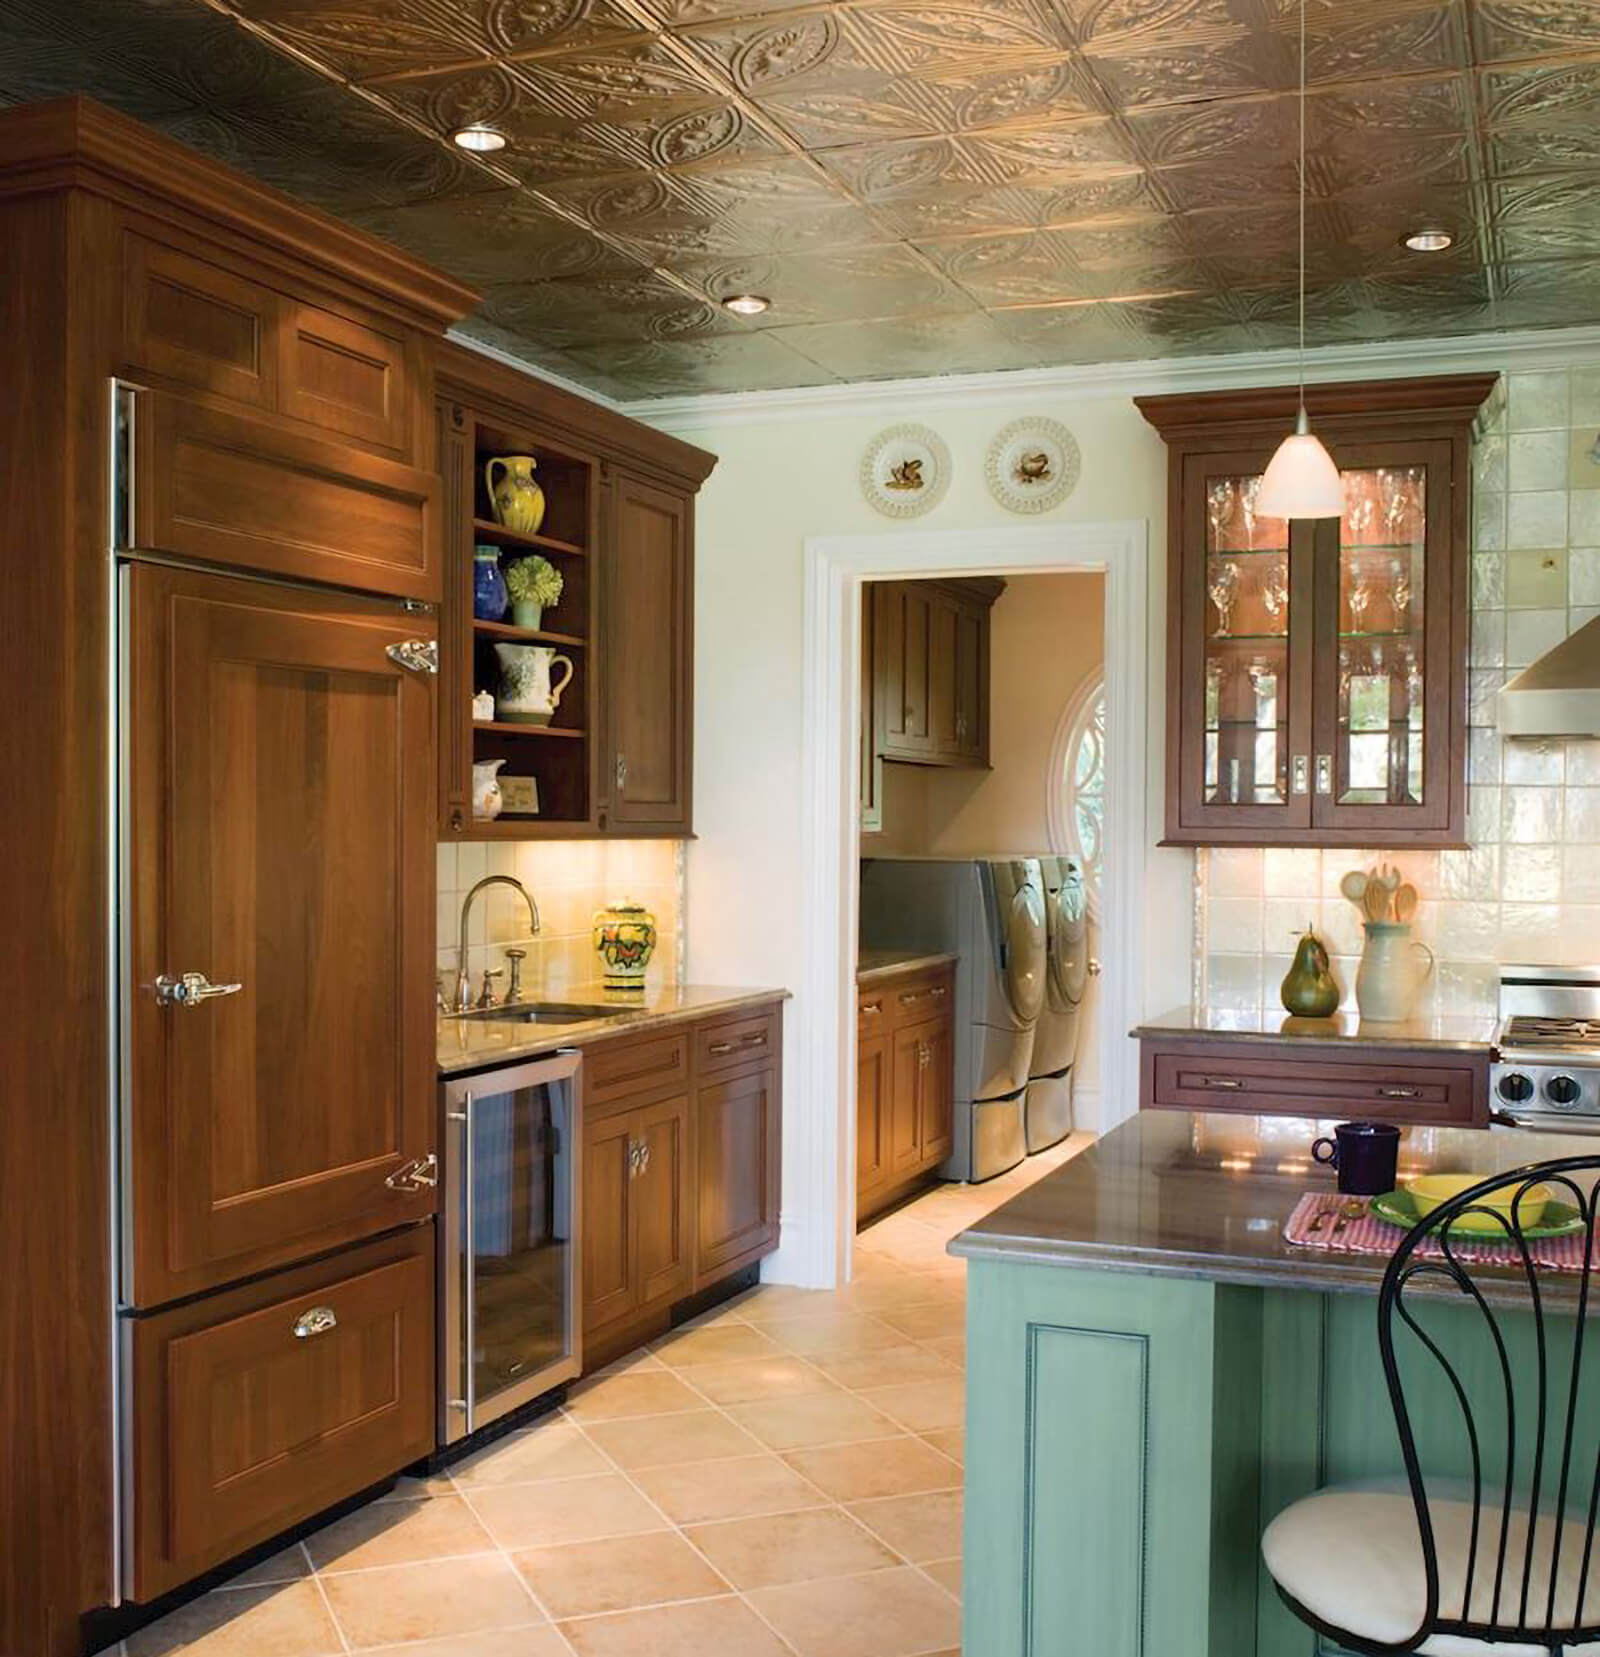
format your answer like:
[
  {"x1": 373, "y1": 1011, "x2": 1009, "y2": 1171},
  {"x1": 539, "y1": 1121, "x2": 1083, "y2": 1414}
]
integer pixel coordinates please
[{"x1": 455, "y1": 876, "x2": 541, "y2": 1012}]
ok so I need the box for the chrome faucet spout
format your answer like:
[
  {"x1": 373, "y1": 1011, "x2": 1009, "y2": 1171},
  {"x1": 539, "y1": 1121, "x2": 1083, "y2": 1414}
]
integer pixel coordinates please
[{"x1": 455, "y1": 876, "x2": 542, "y2": 1012}]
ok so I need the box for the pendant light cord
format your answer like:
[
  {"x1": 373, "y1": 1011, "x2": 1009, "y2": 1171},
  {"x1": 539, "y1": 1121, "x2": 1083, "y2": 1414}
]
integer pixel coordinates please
[{"x1": 1296, "y1": 0, "x2": 1307, "y2": 418}]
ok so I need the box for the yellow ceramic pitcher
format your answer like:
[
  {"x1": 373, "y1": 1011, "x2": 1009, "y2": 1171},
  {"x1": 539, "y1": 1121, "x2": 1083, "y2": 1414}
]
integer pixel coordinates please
[{"x1": 485, "y1": 455, "x2": 547, "y2": 538}]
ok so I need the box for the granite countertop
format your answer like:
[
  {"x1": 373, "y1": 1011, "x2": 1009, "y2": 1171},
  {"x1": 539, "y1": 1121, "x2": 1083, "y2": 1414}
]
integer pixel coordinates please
[
  {"x1": 951, "y1": 1109, "x2": 1599, "y2": 1307},
  {"x1": 856, "y1": 949, "x2": 958, "y2": 984},
  {"x1": 1135, "y1": 1005, "x2": 1497, "y2": 1053},
  {"x1": 438, "y1": 982, "x2": 789, "y2": 1076}
]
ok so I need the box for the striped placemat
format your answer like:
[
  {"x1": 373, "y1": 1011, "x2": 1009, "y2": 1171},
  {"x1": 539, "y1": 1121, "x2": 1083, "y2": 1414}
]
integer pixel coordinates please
[{"x1": 1283, "y1": 1192, "x2": 1596, "y2": 1271}]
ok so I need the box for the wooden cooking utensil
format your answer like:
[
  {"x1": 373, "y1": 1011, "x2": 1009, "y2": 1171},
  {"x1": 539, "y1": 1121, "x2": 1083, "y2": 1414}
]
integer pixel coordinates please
[
  {"x1": 1392, "y1": 883, "x2": 1418, "y2": 925},
  {"x1": 1363, "y1": 880, "x2": 1392, "y2": 923},
  {"x1": 1339, "y1": 870, "x2": 1369, "y2": 909}
]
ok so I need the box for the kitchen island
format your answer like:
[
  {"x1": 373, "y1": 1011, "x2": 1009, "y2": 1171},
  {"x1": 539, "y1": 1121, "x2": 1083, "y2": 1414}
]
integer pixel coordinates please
[{"x1": 951, "y1": 1111, "x2": 1596, "y2": 1657}]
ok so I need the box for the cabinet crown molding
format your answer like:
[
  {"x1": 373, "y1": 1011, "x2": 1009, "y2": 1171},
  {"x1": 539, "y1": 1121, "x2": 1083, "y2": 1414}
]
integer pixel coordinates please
[
  {"x1": 1135, "y1": 373, "x2": 1499, "y2": 442},
  {"x1": 0, "y1": 95, "x2": 480, "y2": 332}
]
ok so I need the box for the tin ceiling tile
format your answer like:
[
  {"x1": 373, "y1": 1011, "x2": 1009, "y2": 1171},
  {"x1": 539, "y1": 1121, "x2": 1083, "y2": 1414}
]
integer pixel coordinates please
[
  {"x1": 667, "y1": 243, "x2": 979, "y2": 321},
  {"x1": 223, "y1": 0, "x2": 491, "y2": 80},
  {"x1": 476, "y1": 272, "x2": 741, "y2": 346},
  {"x1": 1469, "y1": 1, "x2": 1600, "y2": 66},
  {"x1": 766, "y1": 309, "x2": 1040, "y2": 376},
  {"x1": 567, "y1": 330, "x2": 843, "y2": 390}
]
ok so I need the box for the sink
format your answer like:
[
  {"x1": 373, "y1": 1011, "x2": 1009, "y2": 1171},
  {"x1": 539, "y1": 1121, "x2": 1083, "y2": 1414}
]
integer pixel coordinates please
[{"x1": 446, "y1": 1001, "x2": 635, "y2": 1026}]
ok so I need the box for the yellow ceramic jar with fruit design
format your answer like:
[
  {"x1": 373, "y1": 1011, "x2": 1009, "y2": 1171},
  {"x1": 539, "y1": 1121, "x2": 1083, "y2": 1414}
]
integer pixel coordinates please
[{"x1": 593, "y1": 898, "x2": 657, "y2": 990}]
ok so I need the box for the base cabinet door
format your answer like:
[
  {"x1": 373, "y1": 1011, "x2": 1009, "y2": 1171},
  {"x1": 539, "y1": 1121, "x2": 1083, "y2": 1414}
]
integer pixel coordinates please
[
  {"x1": 856, "y1": 1031, "x2": 890, "y2": 1205},
  {"x1": 890, "y1": 1024, "x2": 928, "y2": 1175},
  {"x1": 128, "y1": 1228, "x2": 435, "y2": 1601},
  {"x1": 582, "y1": 1111, "x2": 638, "y2": 1334},
  {"x1": 125, "y1": 563, "x2": 438, "y2": 1306},
  {"x1": 695, "y1": 1064, "x2": 780, "y2": 1286},
  {"x1": 916, "y1": 1016, "x2": 954, "y2": 1165},
  {"x1": 635, "y1": 1094, "x2": 693, "y2": 1309}
]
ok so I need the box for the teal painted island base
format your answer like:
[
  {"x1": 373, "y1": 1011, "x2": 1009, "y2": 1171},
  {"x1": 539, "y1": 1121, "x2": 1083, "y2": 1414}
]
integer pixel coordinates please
[{"x1": 953, "y1": 1112, "x2": 1594, "y2": 1657}]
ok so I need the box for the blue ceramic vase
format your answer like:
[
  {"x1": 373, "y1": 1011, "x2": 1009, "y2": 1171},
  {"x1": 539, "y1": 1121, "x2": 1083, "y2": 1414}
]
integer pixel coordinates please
[{"x1": 473, "y1": 545, "x2": 508, "y2": 621}]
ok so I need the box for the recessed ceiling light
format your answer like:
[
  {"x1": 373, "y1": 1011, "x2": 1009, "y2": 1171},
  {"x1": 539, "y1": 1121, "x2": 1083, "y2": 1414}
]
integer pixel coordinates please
[
  {"x1": 452, "y1": 124, "x2": 506, "y2": 153},
  {"x1": 721, "y1": 293, "x2": 771, "y2": 316},
  {"x1": 1403, "y1": 227, "x2": 1453, "y2": 253}
]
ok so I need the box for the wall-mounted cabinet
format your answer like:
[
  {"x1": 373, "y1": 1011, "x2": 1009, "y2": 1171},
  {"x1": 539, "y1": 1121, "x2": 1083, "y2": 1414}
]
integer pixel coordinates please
[
  {"x1": 433, "y1": 344, "x2": 714, "y2": 840},
  {"x1": 1138, "y1": 376, "x2": 1495, "y2": 848}
]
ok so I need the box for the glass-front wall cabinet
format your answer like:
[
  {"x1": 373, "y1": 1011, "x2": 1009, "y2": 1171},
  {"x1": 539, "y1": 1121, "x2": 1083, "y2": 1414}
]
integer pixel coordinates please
[{"x1": 1142, "y1": 377, "x2": 1493, "y2": 847}]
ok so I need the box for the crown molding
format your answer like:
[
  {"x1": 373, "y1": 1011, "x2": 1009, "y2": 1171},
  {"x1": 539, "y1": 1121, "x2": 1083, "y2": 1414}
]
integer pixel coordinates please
[
  {"x1": 443, "y1": 328, "x2": 628, "y2": 414},
  {"x1": 619, "y1": 324, "x2": 1600, "y2": 435}
]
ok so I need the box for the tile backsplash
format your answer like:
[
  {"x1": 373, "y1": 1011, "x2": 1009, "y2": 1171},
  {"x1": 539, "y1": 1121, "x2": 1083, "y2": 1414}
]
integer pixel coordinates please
[
  {"x1": 1197, "y1": 363, "x2": 1600, "y2": 1020},
  {"x1": 436, "y1": 839, "x2": 685, "y2": 1004}
]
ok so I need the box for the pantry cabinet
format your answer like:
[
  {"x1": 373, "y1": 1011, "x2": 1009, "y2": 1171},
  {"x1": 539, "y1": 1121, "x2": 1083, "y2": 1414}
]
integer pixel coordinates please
[
  {"x1": 1137, "y1": 376, "x2": 1495, "y2": 848},
  {"x1": 873, "y1": 579, "x2": 999, "y2": 768}
]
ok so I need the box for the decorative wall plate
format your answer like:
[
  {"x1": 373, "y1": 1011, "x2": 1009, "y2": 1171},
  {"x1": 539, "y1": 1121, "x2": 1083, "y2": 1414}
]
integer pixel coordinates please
[
  {"x1": 985, "y1": 418, "x2": 1080, "y2": 514},
  {"x1": 861, "y1": 424, "x2": 951, "y2": 519}
]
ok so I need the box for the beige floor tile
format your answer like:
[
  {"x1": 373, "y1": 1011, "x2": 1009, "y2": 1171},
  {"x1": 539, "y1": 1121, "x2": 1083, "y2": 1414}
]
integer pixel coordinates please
[
  {"x1": 564, "y1": 1367, "x2": 706, "y2": 1421},
  {"x1": 683, "y1": 1354, "x2": 837, "y2": 1405},
  {"x1": 125, "y1": 1582, "x2": 341, "y2": 1657},
  {"x1": 760, "y1": 1311, "x2": 905, "y2": 1359},
  {"x1": 814, "y1": 1344, "x2": 957, "y2": 1391},
  {"x1": 922, "y1": 1557, "x2": 962, "y2": 1598},
  {"x1": 687, "y1": 1506, "x2": 900, "y2": 1590},
  {"x1": 725, "y1": 1389, "x2": 901, "y2": 1452},
  {"x1": 784, "y1": 1436, "x2": 961, "y2": 1503},
  {"x1": 747, "y1": 1564, "x2": 962, "y2": 1657},
  {"x1": 305, "y1": 1494, "x2": 495, "y2": 1573},
  {"x1": 835, "y1": 1275, "x2": 954, "y2": 1313},
  {"x1": 652, "y1": 1323, "x2": 785, "y2": 1368},
  {"x1": 631, "y1": 1453, "x2": 831, "y2": 1525},
  {"x1": 559, "y1": 1594, "x2": 792, "y2": 1656},
  {"x1": 873, "y1": 1303, "x2": 965, "y2": 1342},
  {"x1": 919, "y1": 1427, "x2": 964, "y2": 1466},
  {"x1": 321, "y1": 1555, "x2": 540, "y2": 1649},
  {"x1": 848, "y1": 1490, "x2": 963, "y2": 1563},
  {"x1": 735, "y1": 1284, "x2": 836, "y2": 1322},
  {"x1": 858, "y1": 1378, "x2": 965, "y2": 1433},
  {"x1": 363, "y1": 1634, "x2": 572, "y2": 1657},
  {"x1": 223, "y1": 1543, "x2": 310, "y2": 1587},
  {"x1": 463, "y1": 1472, "x2": 668, "y2": 1549},
  {"x1": 918, "y1": 1335, "x2": 965, "y2": 1367},
  {"x1": 513, "y1": 1529, "x2": 730, "y2": 1619},
  {"x1": 583, "y1": 1407, "x2": 762, "y2": 1469},
  {"x1": 590, "y1": 1347, "x2": 666, "y2": 1378},
  {"x1": 451, "y1": 1420, "x2": 611, "y2": 1485}
]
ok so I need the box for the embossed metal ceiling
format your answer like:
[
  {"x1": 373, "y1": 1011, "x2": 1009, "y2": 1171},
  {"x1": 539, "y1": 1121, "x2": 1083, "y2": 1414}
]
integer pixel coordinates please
[{"x1": 1, "y1": 0, "x2": 1597, "y2": 398}]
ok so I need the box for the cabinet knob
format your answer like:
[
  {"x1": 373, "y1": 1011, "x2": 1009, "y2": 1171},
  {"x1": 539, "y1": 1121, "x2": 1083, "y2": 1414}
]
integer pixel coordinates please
[
  {"x1": 449, "y1": 806, "x2": 465, "y2": 833},
  {"x1": 386, "y1": 639, "x2": 438, "y2": 676},
  {"x1": 1315, "y1": 754, "x2": 1333, "y2": 795}
]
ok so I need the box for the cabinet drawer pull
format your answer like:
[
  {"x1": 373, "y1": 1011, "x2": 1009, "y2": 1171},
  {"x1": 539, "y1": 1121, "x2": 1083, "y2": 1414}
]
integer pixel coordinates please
[
  {"x1": 859, "y1": 1000, "x2": 882, "y2": 1016},
  {"x1": 899, "y1": 985, "x2": 947, "y2": 1006},
  {"x1": 740, "y1": 1031, "x2": 768, "y2": 1047},
  {"x1": 1377, "y1": 1085, "x2": 1421, "y2": 1099},
  {"x1": 293, "y1": 1305, "x2": 337, "y2": 1340},
  {"x1": 386, "y1": 639, "x2": 438, "y2": 676},
  {"x1": 385, "y1": 1153, "x2": 438, "y2": 1192},
  {"x1": 1200, "y1": 1076, "x2": 1245, "y2": 1090},
  {"x1": 708, "y1": 1041, "x2": 735, "y2": 1055}
]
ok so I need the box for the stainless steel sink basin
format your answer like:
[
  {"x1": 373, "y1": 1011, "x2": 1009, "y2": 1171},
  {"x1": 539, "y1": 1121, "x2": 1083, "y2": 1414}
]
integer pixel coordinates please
[{"x1": 446, "y1": 1001, "x2": 634, "y2": 1026}]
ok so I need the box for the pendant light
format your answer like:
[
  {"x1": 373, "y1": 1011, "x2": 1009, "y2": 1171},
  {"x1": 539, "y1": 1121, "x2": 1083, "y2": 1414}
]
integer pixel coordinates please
[{"x1": 1256, "y1": 0, "x2": 1344, "y2": 521}]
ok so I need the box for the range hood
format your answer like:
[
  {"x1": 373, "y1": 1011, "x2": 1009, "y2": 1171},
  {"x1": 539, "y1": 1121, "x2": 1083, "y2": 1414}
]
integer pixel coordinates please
[{"x1": 1498, "y1": 616, "x2": 1600, "y2": 738}]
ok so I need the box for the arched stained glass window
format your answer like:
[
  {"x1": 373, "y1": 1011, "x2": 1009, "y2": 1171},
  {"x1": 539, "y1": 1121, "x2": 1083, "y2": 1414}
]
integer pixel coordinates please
[{"x1": 1048, "y1": 671, "x2": 1105, "y2": 914}]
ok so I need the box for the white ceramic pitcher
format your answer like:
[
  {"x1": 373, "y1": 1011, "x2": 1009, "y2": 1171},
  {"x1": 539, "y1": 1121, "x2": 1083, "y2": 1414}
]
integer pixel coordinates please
[
  {"x1": 494, "y1": 643, "x2": 574, "y2": 726},
  {"x1": 1354, "y1": 921, "x2": 1434, "y2": 1023}
]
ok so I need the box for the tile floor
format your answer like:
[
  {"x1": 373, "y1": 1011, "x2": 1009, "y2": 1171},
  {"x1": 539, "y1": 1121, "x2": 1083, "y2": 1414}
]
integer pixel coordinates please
[{"x1": 117, "y1": 1137, "x2": 1090, "y2": 1657}]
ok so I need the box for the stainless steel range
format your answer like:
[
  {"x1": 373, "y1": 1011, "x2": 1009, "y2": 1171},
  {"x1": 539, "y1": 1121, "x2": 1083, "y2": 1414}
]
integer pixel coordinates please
[{"x1": 1492, "y1": 964, "x2": 1600, "y2": 1131}]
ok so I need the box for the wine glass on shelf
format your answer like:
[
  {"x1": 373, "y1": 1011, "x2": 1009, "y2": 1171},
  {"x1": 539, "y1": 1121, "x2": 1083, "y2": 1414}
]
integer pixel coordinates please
[
  {"x1": 1344, "y1": 476, "x2": 1375, "y2": 545},
  {"x1": 1207, "y1": 479, "x2": 1234, "y2": 550},
  {"x1": 1240, "y1": 477, "x2": 1260, "y2": 551},
  {"x1": 1346, "y1": 567, "x2": 1371, "y2": 634},
  {"x1": 1388, "y1": 557, "x2": 1412, "y2": 629},
  {"x1": 1260, "y1": 558, "x2": 1288, "y2": 633},
  {"x1": 1208, "y1": 558, "x2": 1239, "y2": 637},
  {"x1": 1205, "y1": 658, "x2": 1223, "y2": 728},
  {"x1": 1379, "y1": 468, "x2": 1414, "y2": 544}
]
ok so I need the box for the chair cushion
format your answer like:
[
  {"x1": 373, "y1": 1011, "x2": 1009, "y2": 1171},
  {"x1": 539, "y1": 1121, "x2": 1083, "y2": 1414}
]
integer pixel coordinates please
[{"x1": 1262, "y1": 1482, "x2": 1600, "y2": 1657}]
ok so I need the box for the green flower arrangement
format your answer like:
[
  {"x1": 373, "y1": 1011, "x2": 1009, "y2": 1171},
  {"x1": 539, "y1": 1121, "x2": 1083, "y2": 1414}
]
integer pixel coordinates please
[{"x1": 504, "y1": 555, "x2": 564, "y2": 628}]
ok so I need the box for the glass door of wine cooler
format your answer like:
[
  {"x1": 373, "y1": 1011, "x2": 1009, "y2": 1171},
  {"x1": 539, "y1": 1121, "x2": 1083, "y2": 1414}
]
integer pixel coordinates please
[{"x1": 441, "y1": 1051, "x2": 582, "y2": 1443}]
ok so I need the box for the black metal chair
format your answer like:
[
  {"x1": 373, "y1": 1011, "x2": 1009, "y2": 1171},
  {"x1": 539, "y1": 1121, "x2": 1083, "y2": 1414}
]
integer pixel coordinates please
[{"x1": 1263, "y1": 1156, "x2": 1600, "y2": 1656}]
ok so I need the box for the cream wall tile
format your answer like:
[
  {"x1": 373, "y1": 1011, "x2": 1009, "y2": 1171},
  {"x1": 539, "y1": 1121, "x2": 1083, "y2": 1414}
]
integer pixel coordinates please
[
  {"x1": 1502, "y1": 740, "x2": 1564, "y2": 787},
  {"x1": 1572, "y1": 550, "x2": 1600, "y2": 607},
  {"x1": 1570, "y1": 430, "x2": 1600, "y2": 488},
  {"x1": 1570, "y1": 743, "x2": 1600, "y2": 785},
  {"x1": 1474, "y1": 492, "x2": 1506, "y2": 551},
  {"x1": 1573, "y1": 369, "x2": 1600, "y2": 426},
  {"x1": 1262, "y1": 848, "x2": 1322, "y2": 899},
  {"x1": 1505, "y1": 608, "x2": 1568, "y2": 668},
  {"x1": 1507, "y1": 492, "x2": 1567, "y2": 550},
  {"x1": 1509, "y1": 371, "x2": 1570, "y2": 431},
  {"x1": 1573, "y1": 491, "x2": 1600, "y2": 546},
  {"x1": 1509, "y1": 431, "x2": 1569, "y2": 492},
  {"x1": 1505, "y1": 549, "x2": 1567, "y2": 608}
]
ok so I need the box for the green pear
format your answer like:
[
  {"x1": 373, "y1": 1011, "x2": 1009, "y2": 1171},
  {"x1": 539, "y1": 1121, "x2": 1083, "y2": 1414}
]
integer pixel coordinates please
[{"x1": 1280, "y1": 925, "x2": 1340, "y2": 1017}]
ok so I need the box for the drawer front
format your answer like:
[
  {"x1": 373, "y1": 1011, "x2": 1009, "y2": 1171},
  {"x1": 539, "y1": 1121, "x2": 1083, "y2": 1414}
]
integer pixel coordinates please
[
  {"x1": 129, "y1": 1228, "x2": 434, "y2": 1599},
  {"x1": 885, "y1": 969, "x2": 953, "y2": 1029},
  {"x1": 586, "y1": 1026, "x2": 692, "y2": 1109},
  {"x1": 133, "y1": 389, "x2": 439, "y2": 601},
  {"x1": 1146, "y1": 1045, "x2": 1485, "y2": 1126},
  {"x1": 697, "y1": 1005, "x2": 780, "y2": 1076}
]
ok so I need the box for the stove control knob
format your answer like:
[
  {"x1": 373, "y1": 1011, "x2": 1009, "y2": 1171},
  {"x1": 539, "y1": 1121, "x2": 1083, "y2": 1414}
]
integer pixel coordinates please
[
  {"x1": 1545, "y1": 1074, "x2": 1582, "y2": 1109},
  {"x1": 1497, "y1": 1072, "x2": 1535, "y2": 1104}
]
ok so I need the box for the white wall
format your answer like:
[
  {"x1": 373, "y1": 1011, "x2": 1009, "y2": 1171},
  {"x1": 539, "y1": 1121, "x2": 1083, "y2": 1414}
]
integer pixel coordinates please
[{"x1": 668, "y1": 393, "x2": 1192, "y2": 1272}]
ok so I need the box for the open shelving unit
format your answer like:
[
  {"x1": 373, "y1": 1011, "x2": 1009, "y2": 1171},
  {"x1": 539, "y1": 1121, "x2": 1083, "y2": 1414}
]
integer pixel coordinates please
[{"x1": 439, "y1": 404, "x2": 600, "y2": 836}]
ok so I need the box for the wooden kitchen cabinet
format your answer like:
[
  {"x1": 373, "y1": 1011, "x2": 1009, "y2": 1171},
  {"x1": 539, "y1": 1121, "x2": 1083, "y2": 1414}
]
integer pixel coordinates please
[
  {"x1": 1138, "y1": 1035, "x2": 1488, "y2": 1127},
  {"x1": 127, "y1": 1227, "x2": 435, "y2": 1601},
  {"x1": 602, "y1": 468, "x2": 694, "y2": 832},
  {"x1": 431, "y1": 343, "x2": 714, "y2": 839},
  {"x1": 857, "y1": 963, "x2": 955, "y2": 1226},
  {"x1": 872, "y1": 578, "x2": 1000, "y2": 770},
  {"x1": 124, "y1": 562, "x2": 439, "y2": 1307},
  {"x1": 1137, "y1": 376, "x2": 1495, "y2": 847},
  {"x1": 579, "y1": 1000, "x2": 785, "y2": 1369}
]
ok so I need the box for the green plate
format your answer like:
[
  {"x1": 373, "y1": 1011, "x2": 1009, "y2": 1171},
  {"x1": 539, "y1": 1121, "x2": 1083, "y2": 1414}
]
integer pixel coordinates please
[{"x1": 1368, "y1": 1188, "x2": 1588, "y2": 1242}]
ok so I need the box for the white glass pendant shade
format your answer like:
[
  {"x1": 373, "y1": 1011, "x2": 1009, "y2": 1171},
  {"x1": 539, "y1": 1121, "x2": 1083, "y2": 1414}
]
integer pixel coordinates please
[{"x1": 1256, "y1": 409, "x2": 1344, "y2": 519}]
